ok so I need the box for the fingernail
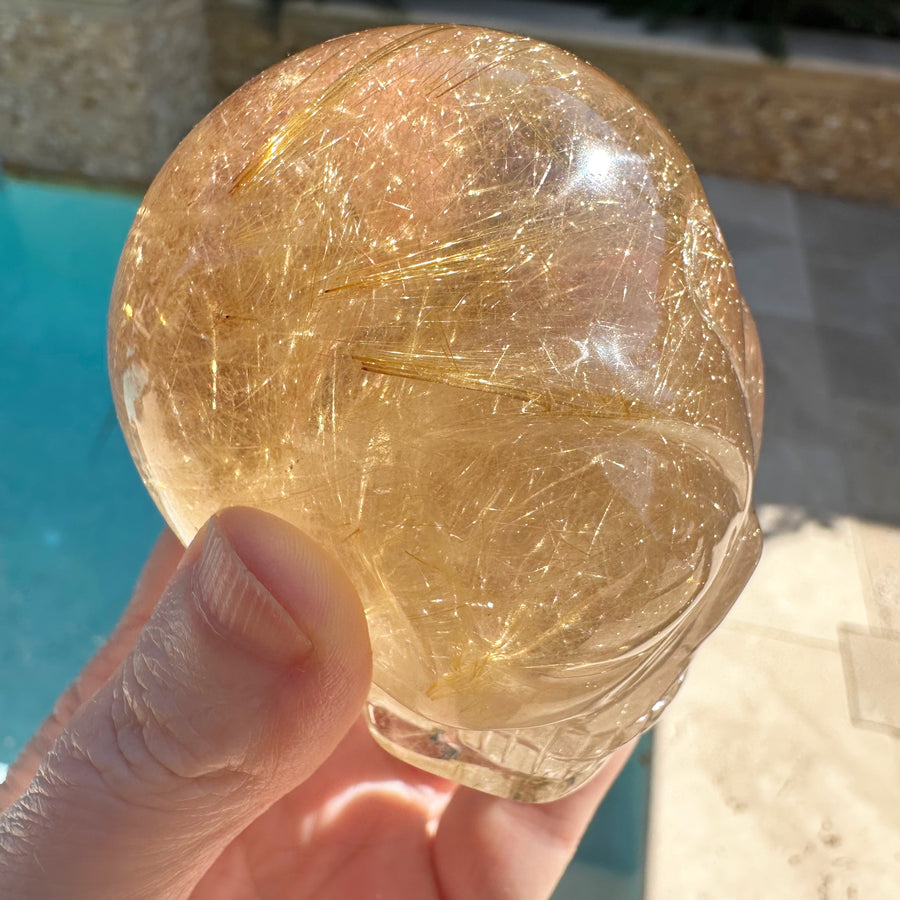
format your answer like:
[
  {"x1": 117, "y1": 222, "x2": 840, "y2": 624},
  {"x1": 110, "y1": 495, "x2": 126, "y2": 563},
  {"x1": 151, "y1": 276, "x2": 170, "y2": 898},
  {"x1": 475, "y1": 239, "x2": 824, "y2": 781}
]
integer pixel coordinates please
[{"x1": 193, "y1": 516, "x2": 315, "y2": 667}]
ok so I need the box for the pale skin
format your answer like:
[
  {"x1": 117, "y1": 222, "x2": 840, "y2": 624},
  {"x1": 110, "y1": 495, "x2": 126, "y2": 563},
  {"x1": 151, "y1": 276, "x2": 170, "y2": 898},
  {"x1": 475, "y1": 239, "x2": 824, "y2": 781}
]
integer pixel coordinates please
[{"x1": 0, "y1": 507, "x2": 632, "y2": 900}]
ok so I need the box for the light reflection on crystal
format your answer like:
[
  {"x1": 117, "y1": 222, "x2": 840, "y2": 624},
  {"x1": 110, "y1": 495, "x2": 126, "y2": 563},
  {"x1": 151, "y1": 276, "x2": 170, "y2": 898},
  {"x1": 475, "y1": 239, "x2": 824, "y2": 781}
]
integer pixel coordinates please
[{"x1": 108, "y1": 24, "x2": 763, "y2": 802}]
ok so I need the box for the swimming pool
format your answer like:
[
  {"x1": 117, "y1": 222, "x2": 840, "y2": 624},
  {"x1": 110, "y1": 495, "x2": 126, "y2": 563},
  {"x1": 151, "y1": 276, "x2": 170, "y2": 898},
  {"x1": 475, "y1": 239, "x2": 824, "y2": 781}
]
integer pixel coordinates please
[
  {"x1": 0, "y1": 175, "x2": 162, "y2": 761},
  {"x1": 0, "y1": 172, "x2": 650, "y2": 898}
]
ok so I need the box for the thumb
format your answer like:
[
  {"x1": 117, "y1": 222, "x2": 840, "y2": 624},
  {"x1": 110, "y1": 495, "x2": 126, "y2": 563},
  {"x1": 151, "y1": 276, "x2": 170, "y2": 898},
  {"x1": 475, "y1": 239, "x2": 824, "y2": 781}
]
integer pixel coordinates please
[{"x1": 0, "y1": 507, "x2": 372, "y2": 900}]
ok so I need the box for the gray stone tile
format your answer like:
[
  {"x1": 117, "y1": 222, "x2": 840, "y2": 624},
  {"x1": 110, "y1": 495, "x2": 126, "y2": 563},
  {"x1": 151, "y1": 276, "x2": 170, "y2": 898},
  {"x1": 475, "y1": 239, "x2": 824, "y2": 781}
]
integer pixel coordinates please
[
  {"x1": 835, "y1": 399, "x2": 900, "y2": 525},
  {"x1": 817, "y1": 326, "x2": 900, "y2": 406},
  {"x1": 700, "y1": 176, "x2": 813, "y2": 321},
  {"x1": 701, "y1": 174, "x2": 800, "y2": 240},
  {"x1": 808, "y1": 260, "x2": 885, "y2": 338},
  {"x1": 753, "y1": 314, "x2": 834, "y2": 445},
  {"x1": 866, "y1": 253, "x2": 900, "y2": 310},
  {"x1": 754, "y1": 434, "x2": 847, "y2": 521},
  {"x1": 796, "y1": 191, "x2": 900, "y2": 266},
  {"x1": 729, "y1": 238, "x2": 814, "y2": 322},
  {"x1": 865, "y1": 255, "x2": 900, "y2": 348}
]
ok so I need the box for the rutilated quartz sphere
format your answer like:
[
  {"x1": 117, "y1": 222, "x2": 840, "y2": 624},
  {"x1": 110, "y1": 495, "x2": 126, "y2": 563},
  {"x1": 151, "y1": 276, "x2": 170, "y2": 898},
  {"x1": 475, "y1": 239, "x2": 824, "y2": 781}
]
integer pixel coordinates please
[{"x1": 108, "y1": 24, "x2": 764, "y2": 802}]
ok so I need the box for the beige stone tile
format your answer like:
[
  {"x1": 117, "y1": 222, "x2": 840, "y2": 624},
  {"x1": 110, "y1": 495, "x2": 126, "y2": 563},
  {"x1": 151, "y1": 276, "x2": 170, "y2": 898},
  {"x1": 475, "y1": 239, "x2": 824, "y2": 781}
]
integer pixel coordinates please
[
  {"x1": 839, "y1": 626, "x2": 900, "y2": 736},
  {"x1": 646, "y1": 625, "x2": 900, "y2": 900},
  {"x1": 729, "y1": 507, "x2": 868, "y2": 645},
  {"x1": 851, "y1": 520, "x2": 900, "y2": 633}
]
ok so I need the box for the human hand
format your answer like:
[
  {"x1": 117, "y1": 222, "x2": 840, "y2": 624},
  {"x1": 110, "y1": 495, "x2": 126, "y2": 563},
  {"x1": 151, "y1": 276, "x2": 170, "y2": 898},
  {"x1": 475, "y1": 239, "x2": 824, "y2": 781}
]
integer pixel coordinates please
[{"x1": 0, "y1": 508, "x2": 632, "y2": 900}]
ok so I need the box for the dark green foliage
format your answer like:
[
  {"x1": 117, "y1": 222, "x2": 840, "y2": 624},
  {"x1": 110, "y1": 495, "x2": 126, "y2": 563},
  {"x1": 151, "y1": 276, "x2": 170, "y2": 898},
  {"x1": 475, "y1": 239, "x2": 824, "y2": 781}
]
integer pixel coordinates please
[
  {"x1": 604, "y1": 0, "x2": 900, "y2": 56},
  {"x1": 257, "y1": 1, "x2": 899, "y2": 58}
]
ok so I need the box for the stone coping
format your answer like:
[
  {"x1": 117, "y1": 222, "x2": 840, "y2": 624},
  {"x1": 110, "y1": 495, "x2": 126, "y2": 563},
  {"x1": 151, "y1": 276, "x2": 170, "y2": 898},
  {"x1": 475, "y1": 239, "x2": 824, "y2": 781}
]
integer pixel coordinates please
[
  {"x1": 0, "y1": 0, "x2": 210, "y2": 184},
  {"x1": 238, "y1": 0, "x2": 900, "y2": 72},
  {"x1": 211, "y1": 0, "x2": 900, "y2": 205},
  {"x1": 2, "y1": 0, "x2": 899, "y2": 204}
]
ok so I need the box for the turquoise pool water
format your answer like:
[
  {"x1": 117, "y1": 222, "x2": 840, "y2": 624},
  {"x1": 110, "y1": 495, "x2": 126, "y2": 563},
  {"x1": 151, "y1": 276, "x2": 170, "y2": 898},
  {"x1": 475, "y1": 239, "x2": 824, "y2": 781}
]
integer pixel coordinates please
[
  {"x1": 0, "y1": 176, "x2": 162, "y2": 760},
  {"x1": 0, "y1": 174, "x2": 650, "y2": 898}
]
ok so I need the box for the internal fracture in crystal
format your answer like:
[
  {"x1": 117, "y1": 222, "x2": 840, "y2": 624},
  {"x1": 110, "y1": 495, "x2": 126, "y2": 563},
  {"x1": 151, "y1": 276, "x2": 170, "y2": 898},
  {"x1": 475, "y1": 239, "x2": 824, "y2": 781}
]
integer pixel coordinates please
[{"x1": 108, "y1": 24, "x2": 764, "y2": 802}]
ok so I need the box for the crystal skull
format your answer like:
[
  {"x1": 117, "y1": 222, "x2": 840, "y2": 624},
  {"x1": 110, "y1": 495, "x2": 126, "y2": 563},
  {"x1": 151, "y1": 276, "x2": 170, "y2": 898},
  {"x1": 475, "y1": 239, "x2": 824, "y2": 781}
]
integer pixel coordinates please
[{"x1": 108, "y1": 24, "x2": 763, "y2": 802}]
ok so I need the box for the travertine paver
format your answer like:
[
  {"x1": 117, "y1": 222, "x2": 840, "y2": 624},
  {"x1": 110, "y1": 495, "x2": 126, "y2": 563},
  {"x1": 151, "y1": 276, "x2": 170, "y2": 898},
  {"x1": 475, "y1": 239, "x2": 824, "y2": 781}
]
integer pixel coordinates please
[{"x1": 645, "y1": 177, "x2": 900, "y2": 898}]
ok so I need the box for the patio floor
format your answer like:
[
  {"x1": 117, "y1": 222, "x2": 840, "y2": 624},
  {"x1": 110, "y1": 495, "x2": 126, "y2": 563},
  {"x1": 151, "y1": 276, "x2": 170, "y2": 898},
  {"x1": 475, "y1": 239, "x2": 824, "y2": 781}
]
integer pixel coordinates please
[{"x1": 643, "y1": 175, "x2": 900, "y2": 899}]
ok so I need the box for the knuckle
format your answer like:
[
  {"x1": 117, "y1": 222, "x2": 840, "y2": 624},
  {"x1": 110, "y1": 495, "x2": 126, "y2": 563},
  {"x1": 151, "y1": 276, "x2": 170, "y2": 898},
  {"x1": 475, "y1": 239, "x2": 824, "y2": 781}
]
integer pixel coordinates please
[
  {"x1": 130, "y1": 655, "x2": 249, "y2": 775},
  {"x1": 111, "y1": 659, "x2": 196, "y2": 786},
  {"x1": 83, "y1": 649, "x2": 257, "y2": 807}
]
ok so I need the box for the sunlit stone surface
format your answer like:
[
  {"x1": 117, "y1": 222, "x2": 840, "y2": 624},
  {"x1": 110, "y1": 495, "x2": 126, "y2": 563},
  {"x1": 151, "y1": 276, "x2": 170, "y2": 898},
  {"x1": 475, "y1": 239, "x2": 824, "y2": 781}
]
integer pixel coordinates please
[{"x1": 109, "y1": 24, "x2": 763, "y2": 802}]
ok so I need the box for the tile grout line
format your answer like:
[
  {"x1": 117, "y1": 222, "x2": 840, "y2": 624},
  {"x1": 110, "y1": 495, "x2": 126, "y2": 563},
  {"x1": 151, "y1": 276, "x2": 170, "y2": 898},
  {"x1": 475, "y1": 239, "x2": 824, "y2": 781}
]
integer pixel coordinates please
[{"x1": 724, "y1": 616, "x2": 841, "y2": 652}]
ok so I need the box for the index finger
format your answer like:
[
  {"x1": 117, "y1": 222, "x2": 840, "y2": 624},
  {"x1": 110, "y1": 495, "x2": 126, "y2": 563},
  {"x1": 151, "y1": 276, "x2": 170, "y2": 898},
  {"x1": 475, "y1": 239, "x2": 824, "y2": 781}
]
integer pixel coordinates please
[{"x1": 433, "y1": 741, "x2": 635, "y2": 900}]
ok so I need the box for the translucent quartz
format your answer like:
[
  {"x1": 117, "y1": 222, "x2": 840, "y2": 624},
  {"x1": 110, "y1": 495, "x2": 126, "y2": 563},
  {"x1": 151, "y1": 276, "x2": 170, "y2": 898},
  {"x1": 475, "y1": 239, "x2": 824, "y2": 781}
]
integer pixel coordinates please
[{"x1": 108, "y1": 24, "x2": 764, "y2": 802}]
